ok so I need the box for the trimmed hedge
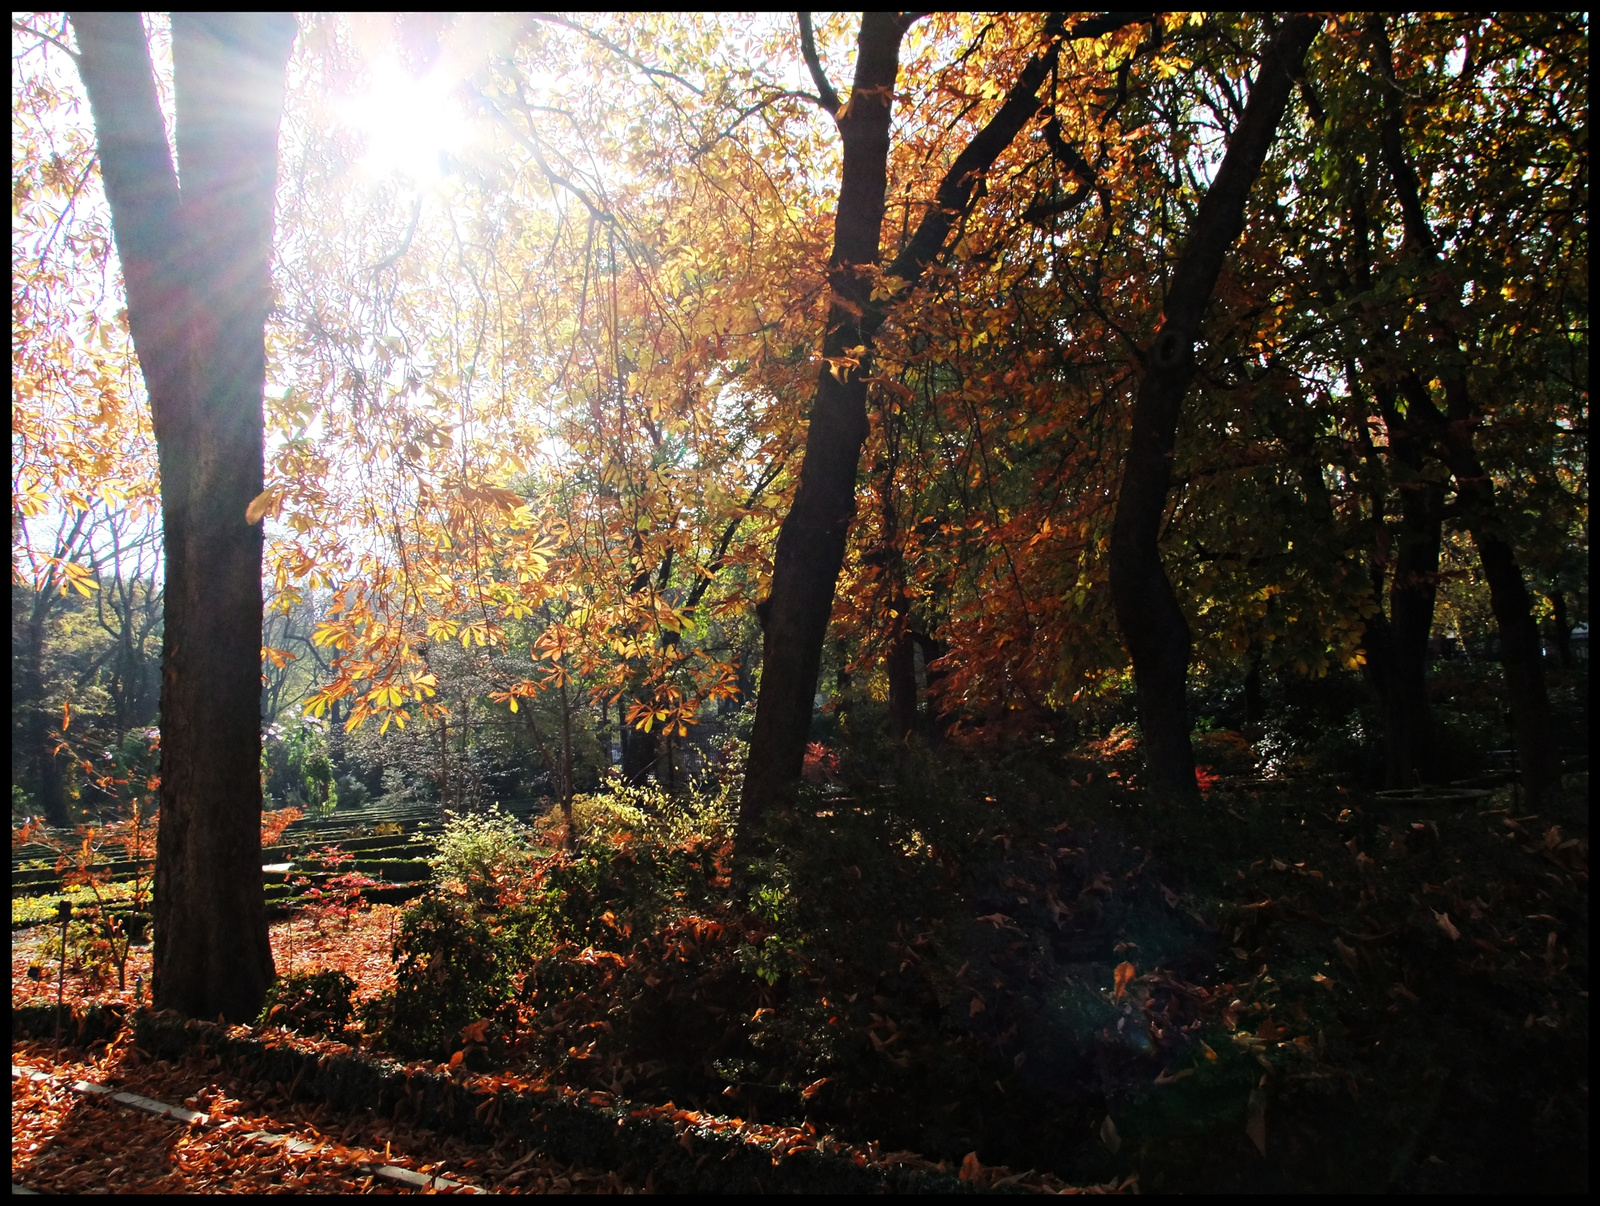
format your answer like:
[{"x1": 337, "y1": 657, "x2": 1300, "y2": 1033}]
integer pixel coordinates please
[{"x1": 16, "y1": 1004, "x2": 977, "y2": 1193}]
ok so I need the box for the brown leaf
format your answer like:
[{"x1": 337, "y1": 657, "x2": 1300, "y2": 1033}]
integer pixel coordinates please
[
  {"x1": 1334, "y1": 937, "x2": 1360, "y2": 974},
  {"x1": 799, "y1": 1077, "x2": 830, "y2": 1100},
  {"x1": 1432, "y1": 910, "x2": 1460, "y2": 941}
]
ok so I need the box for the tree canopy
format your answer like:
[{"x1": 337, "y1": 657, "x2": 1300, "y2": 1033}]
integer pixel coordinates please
[{"x1": 13, "y1": 10, "x2": 1588, "y2": 805}]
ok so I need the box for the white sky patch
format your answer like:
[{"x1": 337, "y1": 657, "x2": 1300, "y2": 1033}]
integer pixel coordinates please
[{"x1": 335, "y1": 58, "x2": 474, "y2": 186}]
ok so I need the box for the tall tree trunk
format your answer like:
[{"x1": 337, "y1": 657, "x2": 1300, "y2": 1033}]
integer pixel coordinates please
[
  {"x1": 1366, "y1": 15, "x2": 1560, "y2": 805},
  {"x1": 740, "y1": 11, "x2": 1149, "y2": 827},
  {"x1": 1107, "y1": 16, "x2": 1319, "y2": 804},
  {"x1": 1350, "y1": 382, "x2": 1445, "y2": 788},
  {"x1": 740, "y1": 13, "x2": 907, "y2": 822},
  {"x1": 71, "y1": 11, "x2": 296, "y2": 1022},
  {"x1": 1380, "y1": 407, "x2": 1444, "y2": 786}
]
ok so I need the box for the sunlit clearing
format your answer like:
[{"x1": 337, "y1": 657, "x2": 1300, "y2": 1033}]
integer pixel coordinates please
[{"x1": 337, "y1": 59, "x2": 471, "y2": 185}]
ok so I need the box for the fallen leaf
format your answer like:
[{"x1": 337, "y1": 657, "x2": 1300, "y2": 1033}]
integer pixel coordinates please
[
  {"x1": 1099, "y1": 1115, "x2": 1121, "y2": 1154},
  {"x1": 1432, "y1": 910, "x2": 1460, "y2": 941},
  {"x1": 1160, "y1": 883, "x2": 1179, "y2": 908},
  {"x1": 969, "y1": 996, "x2": 985, "y2": 1017},
  {"x1": 1255, "y1": 1017, "x2": 1287, "y2": 1042},
  {"x1": 976, "y1": 913, "x2": 1015, "y2": 929},
  {"x1": 1334, "y1": 937, "x2": 1360, "y2": 974},
  {"x1": 1112, "y1": 961, "x2": 1135, "y2": 1000},
  {"x1": 1200, "y1": 1040, "x2": 1219, "y2": 1061},
  {"x1": 959, "y1": 1152, "x2": 981, "y2": 1182},
  {"x1": 799, "y1": 1078, "x2": 830, "y2": 1100},
  {"x1": 1154, "y1": 1067, "x2": 1194, "y2": 1085}
]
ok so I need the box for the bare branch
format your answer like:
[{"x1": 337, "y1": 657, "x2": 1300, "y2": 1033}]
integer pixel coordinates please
[{"x1": 797, "y1": 12, "x2": 841, "y2": 114}]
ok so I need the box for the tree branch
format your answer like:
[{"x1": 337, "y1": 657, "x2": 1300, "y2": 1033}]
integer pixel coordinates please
[
  {"x1": 879, "y1": 12, "x2": 1155, "y2": 307},
  {"x1": 798, "y1": 12, "x2": 841, "y2": 114}
]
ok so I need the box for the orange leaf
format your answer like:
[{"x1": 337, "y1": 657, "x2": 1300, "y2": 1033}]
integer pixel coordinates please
[
  {"x1": 1112, "y1": 961, "x2": 1135, "y2": 1000},
  {"x1": 245, "y1": 488, "x2": 278, "y2": 525},
  {"x1": 449, "y1": 1050, "x2": 465, "y2": 1068},
  {"x1": 958, "y1": 1152, "x2": 981, "y2": 1182},
  {"x1": 799, "y1": 1077, "x2": 830, "y2": 1100},
  {"x1": 1255, "y1": 1017, "x2": 1287, "y2": 1042}
]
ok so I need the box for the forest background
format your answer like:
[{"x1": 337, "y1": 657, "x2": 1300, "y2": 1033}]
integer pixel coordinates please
[{"x1": 13, "y1": 9, "x2": 1585, "y2": 832}]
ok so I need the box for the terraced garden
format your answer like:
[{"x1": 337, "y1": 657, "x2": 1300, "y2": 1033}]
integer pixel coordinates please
[{"x1": 11, "y1": 799, "x2": 550, "y2": 935}]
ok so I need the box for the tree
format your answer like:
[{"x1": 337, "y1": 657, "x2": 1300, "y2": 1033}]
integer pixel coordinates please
[
  {"x1": 741, "y1": 11, "x2": 1156, "y2": 825},
  {"x1": 69, "y1": 11, "x2": 297, "y2": 1020},
  {"x1": 1107, "y1": 15, "x2": 1320, "y2": 803}
]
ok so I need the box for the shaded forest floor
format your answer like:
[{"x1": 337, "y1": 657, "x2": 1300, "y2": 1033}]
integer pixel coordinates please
[{"x1": 12, "y1": 740, "x2": 1589, "y2": 1194}]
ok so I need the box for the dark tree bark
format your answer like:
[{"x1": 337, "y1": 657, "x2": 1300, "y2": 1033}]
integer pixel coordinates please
[
  {"x1": 1348, "y1": 379, "x2": 1445, "y2": 788},
  {"x1": 741, "y1": 11, "x2": 1153, "y2": 827},
  {"x1": 1366, "y1": 15, "x2": 1560, "y2": 805},
  {"x1": 1107, "y1": 16, "x2": 1319, "y2": 804},
  {"x1": 71, "y1": 11, "x2": 296, "y2": 1022},
  {"x1": 1549, "y1": 592, "x2": 1571, "y2": 669}
]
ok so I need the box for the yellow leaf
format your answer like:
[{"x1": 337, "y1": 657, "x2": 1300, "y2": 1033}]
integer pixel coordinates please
[{"x1": 245, "y1": 488, "x2": 278, "y2": 525}]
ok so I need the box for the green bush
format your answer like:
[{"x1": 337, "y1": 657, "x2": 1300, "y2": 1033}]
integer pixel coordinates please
[
  {"x1": 258, "y1": 969, "x2": 357, "y2": 1037},
  {"x1": 370, "y1": 894, "x2": 520, "y2": 1059},
  {"x1": 429, "y1": 805, "x2": 533, "y2": 901},
  {"x1": 547, "y1": 773, "x2": 736, "y2": 848}
]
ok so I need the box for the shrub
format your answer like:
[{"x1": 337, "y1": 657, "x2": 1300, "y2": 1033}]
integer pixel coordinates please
[
  {"x1": 429, "y1": 805, "x2": 533, "y2": 901},
  {"x1": 545, "y1": 773, "x2": 736, "y2": 848},
  {"x1": 371, "y1": 894, "x2": 519, "y2": 1059},
  {"x1": 257, "y1": 969, "x2": 357, "y2": 1037}
]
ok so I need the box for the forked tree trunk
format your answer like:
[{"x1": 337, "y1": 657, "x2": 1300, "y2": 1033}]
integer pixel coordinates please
[
  {"x1": 740, "y1": 11, "x2": 1150, "y2": 828},
  {"x1": 1366, "y1": 14, "x2": 1560, "y2": 805},
  {"x1": 1108, "y1": 16, "x2": 1319, "y2": 805},
  {"x1": 71, "y1": 11, "x2": 296, "y2": 1022}
]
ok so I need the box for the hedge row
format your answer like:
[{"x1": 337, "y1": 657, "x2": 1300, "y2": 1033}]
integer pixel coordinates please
[{"x1": 13, "y1": 1004, "x2": 975, "y2": 1194}]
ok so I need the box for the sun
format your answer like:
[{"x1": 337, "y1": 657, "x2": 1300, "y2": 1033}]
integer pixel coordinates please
[{"x1": 337, "y1": 59, "x2": 471, "y2": 185}]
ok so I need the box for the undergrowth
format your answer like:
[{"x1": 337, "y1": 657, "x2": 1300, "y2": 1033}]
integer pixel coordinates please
[{"x1": 359, "y1": 737, "x2": 1587, "y2": 1192}]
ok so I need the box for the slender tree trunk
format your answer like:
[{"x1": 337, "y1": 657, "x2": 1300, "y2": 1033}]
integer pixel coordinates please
[
  {"x1": 559, "y1": 676, "x2": 575, "y2": 851},
  {"x1": 1382, "y1": 419, "x2": 1444, "y2": 786},
  {"x1": 741, "y1": 14, "x2": 906, "y2": 822},
  {"x1": 1550, "y1": 592, "x2": 1571, "y2": 668},
  {"x1": 71, "y1": 11, "x2": 296, "y2": 1022},
  {"x1": 22, "y1": 605, "x2": 71, "y2": 828},
  {"x1": 1108, "y1": 16, "x2": 1318, "y2": 805},
  {"x1": 740, "y1": 11, "x2": 1148, "y2": 827},
  {"x1": 912, "y1": 631, "x2": 950, "y2": 742}
]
